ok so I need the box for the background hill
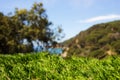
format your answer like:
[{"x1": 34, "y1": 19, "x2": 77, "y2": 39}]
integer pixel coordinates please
[{"x1": 63, "y1": 20, "x2": 120, "y2": 59}]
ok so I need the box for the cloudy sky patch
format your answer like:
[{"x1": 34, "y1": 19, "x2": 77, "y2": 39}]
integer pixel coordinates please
[{"x1": 79, "y1": 14, "x2": 120, "y2": 23}]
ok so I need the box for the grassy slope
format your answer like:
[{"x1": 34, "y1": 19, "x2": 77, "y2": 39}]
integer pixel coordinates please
[
  {"x1": 0, "y1": 52, "x2": 120, "y2": 80},
  {"x1": 63, "y1": 20, "x2": 120, "y2": 58}
]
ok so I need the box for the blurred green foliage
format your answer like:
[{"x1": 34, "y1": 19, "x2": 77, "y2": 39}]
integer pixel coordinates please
[
  {"x1": 0, "y1": 52, "x2": 120, "y2": 80},
  {"x1": 0, "y1": 51, "x2": 120, "y2": 80}
]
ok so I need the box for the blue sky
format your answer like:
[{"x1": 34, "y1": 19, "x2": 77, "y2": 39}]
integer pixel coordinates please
[{"x1": 0, "y1": 0, "x2": 120, "y2": 42}]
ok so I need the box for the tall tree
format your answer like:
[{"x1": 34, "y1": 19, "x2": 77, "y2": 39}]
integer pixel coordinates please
[{"x1": 0, "y1": 2, "x2": 64, "y2": 54}]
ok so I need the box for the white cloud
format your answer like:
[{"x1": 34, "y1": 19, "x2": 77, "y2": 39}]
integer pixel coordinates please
[{"x1": 79, "y1": 14, "x2": 120, "y2": 23}]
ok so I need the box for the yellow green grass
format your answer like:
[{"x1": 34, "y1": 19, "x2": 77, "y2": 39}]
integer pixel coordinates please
[{"x1": 0, "y1": 52, "x2": 120, "y2": 80}]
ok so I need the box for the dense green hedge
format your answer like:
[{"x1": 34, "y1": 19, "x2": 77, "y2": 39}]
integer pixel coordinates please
[{"x1": 0, "y1": 52, "x2": 120, "y2": 80}]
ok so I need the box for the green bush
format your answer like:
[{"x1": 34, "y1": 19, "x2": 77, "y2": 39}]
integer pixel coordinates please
[{"x1": 0, "y1": 52, "x2": 120, "y2": 80}]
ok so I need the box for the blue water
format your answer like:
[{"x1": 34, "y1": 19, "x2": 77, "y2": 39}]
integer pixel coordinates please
[
  {"x1": 48, "y1": 48, "x2": 63, "y2": 54},
  {"x1": 34, "y1": 46, "x2": 63, "y2": 54}
]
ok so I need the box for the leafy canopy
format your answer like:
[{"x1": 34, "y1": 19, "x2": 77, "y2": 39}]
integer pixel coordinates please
[{"x1": 0, "y1": 2, "x2": 64, "y2": 54}]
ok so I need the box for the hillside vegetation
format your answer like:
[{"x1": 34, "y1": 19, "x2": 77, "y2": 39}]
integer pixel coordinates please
[
  {"x1": 64, "y1": 20, "x2": 120, "y2": 59},
  {"x1": 0, "y1": 52, "x2": 120, "y2": 80}
]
